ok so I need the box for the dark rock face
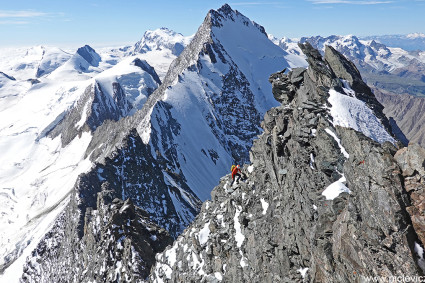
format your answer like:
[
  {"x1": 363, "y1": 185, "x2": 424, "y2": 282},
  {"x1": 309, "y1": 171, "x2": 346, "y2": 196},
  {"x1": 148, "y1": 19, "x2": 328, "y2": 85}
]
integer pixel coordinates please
[
  {"x1": 388, "y1": 117, "x2": 410, "y2": 146},
  {"x1": 150, "y1": 44, "x2": 424, "y2": 282},
  {"x1": 21, "y1": 182, "x2": 173, "y2": 282},
  {"x1": 395, "y1": 144, "x2": 425, "y2": 245},
  {"x1": 77, "y1": 45, "x2": 101, "y2": 67},
  {"x1": 39, "y1": 81, "x2": 131, "y2": 146},
  {"x1": 133, "y1": 58, "x2": 162, "y2": 85},
  {"x1": 78, "y1": 128, "x2": 202, "y2": 238},
  {"x1": 0, "y1": 71, "x2": 16, "y2": 81}
]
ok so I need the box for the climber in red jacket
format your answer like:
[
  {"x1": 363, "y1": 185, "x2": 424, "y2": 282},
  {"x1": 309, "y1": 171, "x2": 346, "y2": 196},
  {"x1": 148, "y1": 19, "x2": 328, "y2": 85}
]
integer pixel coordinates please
[{"x1": 231, "y1": 165, "x2": 242, "y2": 186}]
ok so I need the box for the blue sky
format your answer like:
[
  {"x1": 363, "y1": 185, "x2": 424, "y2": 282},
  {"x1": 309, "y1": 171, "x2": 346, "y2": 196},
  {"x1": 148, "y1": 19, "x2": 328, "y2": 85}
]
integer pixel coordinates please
[{"x1": 0, "y1": 0, "x2": 424, "y2": 48}]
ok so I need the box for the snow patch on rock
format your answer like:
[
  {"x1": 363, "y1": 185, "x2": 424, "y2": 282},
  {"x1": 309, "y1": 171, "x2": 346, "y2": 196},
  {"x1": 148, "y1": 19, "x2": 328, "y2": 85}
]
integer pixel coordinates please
[
  {"x1": 328, "y1": 89, "x2": 395, "y2": 145},
  {"x1": 322, "y1": 176, "x2": 351, "y2": 200}
]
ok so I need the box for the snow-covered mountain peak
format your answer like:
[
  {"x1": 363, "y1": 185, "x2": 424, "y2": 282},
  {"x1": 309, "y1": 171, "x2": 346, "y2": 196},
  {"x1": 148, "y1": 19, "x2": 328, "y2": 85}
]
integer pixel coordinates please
[
  {"x1": 133, "y1": 27, "x2": 191, "y2": 56},
  {"x1": 302, "y1": 35, "x2": 363, "y2": 53},
  {"x1": 47, "y1": 45, "x2": 104, "y2": 80},
  {"x1": 209, "y1": 4, "x2": 267, "y2": 37},
  {"x1": 70, "y1": 3, "x2": 290, "y2": 238},
  {"x1": 23, "y1": 45, "x2": 44, "y2": 57},
  {"x1": 76, "y1": 45, "x2": 101, "y2": 67}
]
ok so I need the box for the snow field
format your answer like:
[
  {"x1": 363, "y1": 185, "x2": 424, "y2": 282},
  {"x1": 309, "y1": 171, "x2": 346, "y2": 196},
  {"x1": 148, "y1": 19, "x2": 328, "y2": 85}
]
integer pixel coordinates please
[{"x1": 328, "y1": 89, "x2": 395, "y2": 145}]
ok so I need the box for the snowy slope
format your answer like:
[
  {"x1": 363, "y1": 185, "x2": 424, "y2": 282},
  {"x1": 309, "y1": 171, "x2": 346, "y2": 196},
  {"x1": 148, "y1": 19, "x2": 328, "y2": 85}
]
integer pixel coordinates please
[
  {"x1": 0, "y1": 79, "x2": 94, "y2": 279},
  {"x1": 31, "y1": 4, "x2": 291, "y2": 244},
  {"x1": 2, "y1": 5, "x2": 291, "y2": 281},
  {"x1": 133, "y1": 28, "x2": 193, "y2": 79},
  {"x1": 328, "y1": 88, "x2": 395, "y2": 144},
  {"x1": 0, "y1": 43, "x2": 165, "y2": 281},
  {"x1": 0, "y1": 46, "x2": 71, "y2": 81},
  {"x1": 94, "y1": 56, "x2": 161, "y2": 113},
  {"x1": 48, "y1": 45, "x2": 104, "y2": 81}
]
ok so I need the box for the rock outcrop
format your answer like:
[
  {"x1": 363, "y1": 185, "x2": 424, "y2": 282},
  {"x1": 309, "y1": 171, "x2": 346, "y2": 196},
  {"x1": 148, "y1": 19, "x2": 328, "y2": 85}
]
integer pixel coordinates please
[
  {"x1": 39, "y1": 82, "x2": 131, "y2": 146},
  {"x1": 150, "y1": 43, "x2": 425, "y2": 282},
  {"x1": 22, "y1": 182, "x2": 173, "y2": 282},
  {"x1": 395, "y1": 144, "x2": 425, "y2": 246}
]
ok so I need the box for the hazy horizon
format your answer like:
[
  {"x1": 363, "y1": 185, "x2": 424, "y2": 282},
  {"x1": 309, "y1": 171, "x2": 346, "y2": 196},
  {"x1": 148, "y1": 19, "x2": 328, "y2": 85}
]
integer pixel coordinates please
[{"x1": 1, "y1": 0, "x2": 424, "y2": 48}]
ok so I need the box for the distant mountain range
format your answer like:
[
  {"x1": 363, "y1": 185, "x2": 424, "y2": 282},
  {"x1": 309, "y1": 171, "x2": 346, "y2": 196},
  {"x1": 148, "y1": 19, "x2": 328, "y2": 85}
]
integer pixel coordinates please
[
  {"x1": 268, "y1": 33, "x2": 425, "y2": 148},
  {"x1": 362, "y1": 33, "x2": 425, "y2": 51}
]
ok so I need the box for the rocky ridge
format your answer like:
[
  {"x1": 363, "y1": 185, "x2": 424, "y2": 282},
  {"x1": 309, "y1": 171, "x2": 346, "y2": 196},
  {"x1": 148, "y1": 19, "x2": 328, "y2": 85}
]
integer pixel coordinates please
[
  {"x1": 60, "y1": 3, "x2": 288, "y2": 238},
  {"x1": 22, "y1": 182, "x2": 173, "y2": 282},
  {"x1": 150, "y1": 43, "x2": 425, "y2": 282},
  {"x1": 18, "y1": 4, "x2": 290, "y2": 281}
]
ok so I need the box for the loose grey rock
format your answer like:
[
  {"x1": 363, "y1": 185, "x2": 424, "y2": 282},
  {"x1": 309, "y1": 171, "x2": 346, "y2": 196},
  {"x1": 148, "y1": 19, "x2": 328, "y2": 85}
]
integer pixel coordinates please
[
  {"x1": 150, "y1": 43, "x2": 424, "y2": 283},
  {"x1": 21, "y1": 182, "x2": 173, "y2": 283}
]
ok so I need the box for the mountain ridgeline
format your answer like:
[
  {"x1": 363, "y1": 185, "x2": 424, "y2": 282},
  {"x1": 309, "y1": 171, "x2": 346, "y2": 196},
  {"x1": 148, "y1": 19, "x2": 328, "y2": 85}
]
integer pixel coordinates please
[
  {"x1": 150, "y1": 43, "x2": 425, "y2": 282},
  {"x1": 19, "y1": 4, "x2": 290, "y2": 282},
  {"x1": 278, "y1": 34, "x2": 425, "y2": 148}
]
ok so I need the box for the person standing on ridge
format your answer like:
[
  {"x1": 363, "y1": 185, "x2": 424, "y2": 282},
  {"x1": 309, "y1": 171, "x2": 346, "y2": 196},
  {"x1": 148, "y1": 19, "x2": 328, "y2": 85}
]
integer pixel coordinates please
[{"x1": 231, "y1": 164, "x2": 242, "y2": 186}]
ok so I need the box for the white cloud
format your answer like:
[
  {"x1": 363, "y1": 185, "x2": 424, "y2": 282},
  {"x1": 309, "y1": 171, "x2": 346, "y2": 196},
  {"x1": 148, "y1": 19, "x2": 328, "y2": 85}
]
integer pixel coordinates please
[
  {"x1": 0, "y1": 20, "x2": 29, "y2": 25},
  {"x1": 308, "y1": 0, "x2": 393, "y2": 4},
  {"x1": 0, "y1": 10, "x2": 48, "y2": 18}
]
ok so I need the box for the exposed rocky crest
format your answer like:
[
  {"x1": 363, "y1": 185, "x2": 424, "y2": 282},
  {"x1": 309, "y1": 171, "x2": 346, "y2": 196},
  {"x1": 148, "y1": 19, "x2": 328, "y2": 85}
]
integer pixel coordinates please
[
  {"x1": 395, "y1": 144, "x2": 425, "y2": 246},
  {"x1": 19, "y1": 4, "x2": 289, "y2": 281},
  {"x1": 38, "y1": 81, "x2": 131, "y2": 146},
  {"x1": 22, "y1": 182, "x2": 172, "y2": 282},
  {"x1": 150, "y1": 43, "x2": 425, "y2": 282}
]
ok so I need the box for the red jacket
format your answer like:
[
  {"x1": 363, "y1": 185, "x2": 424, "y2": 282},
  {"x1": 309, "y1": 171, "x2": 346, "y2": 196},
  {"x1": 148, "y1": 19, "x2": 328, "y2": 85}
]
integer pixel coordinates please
[{"x1": 232, "y1": 166, "x2": 241, "y2": 179}]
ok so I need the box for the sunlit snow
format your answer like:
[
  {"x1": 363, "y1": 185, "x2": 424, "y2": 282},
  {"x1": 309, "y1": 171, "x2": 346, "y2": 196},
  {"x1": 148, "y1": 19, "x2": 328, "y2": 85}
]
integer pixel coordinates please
[
  {"x1": 322, "y1": 176, "x2": 351, "y2": 200},
  {"x1": 198, "y1": 222, "x2": 211, "y2": 246},
  {"x1": 325, "y1": 128, "x2": 349, "y2": 159},
  {"x1": 328, "y1": 89, "x2": 395, "y2": 145},
  {"x1": 260, "y1": 198, "x2": 269, "y2": 215},
  {"x1": 297, "y1": 267, "x2": 309, "y2": 279}
]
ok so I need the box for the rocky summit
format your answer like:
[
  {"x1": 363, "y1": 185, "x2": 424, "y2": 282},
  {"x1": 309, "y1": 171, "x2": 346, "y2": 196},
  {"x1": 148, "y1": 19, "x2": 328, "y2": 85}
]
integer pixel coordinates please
[{"x1": 150, "y1": 43, "x2": 425, "y2": 282}]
